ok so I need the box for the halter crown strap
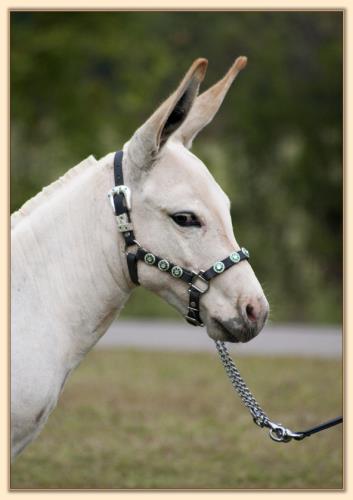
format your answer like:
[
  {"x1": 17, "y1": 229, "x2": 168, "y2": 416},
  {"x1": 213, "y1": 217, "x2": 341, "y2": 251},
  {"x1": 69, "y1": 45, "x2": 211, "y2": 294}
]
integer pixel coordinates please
[
  {"x1": 108, "y1": 151, "x2": 140, "y2": 283},
  {"x1": 109, "y1": 151, "x2": 249, "y2": 326}
]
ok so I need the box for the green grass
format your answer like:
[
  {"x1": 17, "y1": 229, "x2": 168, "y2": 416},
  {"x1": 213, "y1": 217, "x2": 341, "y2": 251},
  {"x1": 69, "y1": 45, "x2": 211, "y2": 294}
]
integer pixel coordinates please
[{"x1": 11, "y1": 349, "x2": 343, "y2": 490}]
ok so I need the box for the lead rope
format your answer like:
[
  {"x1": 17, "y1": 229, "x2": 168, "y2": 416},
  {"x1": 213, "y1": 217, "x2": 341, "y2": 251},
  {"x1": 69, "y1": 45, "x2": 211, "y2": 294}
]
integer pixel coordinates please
[{"x1": 215, "y1": 340, "x2": 343, "y2": 443}]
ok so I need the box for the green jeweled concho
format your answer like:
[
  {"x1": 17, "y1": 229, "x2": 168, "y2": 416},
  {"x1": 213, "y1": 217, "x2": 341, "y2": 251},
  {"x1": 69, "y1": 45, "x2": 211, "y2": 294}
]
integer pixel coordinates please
[
  {"x1": 158, "y1": 259, "x2": 170, "y2": 272},
  {"x1": 213, "y1": 261, "x2": 225, "y2": 273},
  {"x1": 144, "y1": 253, "x2": 156, "y2": 265},
  {"x1": 229, "y1": 251, "x2": 241, "y2": 263},
  {"x1": 171, "y1": 266, "x2": 183, "y2": 278},
  {"x1": 242, "y1": 247, "x2": 250, "y2": 258}
]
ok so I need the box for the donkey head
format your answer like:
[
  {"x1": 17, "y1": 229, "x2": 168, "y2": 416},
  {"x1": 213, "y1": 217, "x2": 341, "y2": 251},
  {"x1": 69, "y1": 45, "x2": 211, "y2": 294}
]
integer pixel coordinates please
[{"x1": 123, "y1": 57, "x2": 269, "y2": 343}]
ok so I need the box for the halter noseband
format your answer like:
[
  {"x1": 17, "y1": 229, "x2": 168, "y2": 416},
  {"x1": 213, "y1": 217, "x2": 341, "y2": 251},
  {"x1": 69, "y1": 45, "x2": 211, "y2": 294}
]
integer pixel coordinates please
[{"x1": 108, "y1": 151, "x2": 249, "y2": 327}]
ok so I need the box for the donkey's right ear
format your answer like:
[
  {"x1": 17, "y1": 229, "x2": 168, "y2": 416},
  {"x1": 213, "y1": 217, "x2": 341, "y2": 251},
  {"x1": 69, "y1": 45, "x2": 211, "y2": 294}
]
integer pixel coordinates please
[
  {"x1": 173, "y1": 57, "x2": 247, "y2": 149},
  {"x1": 125, "y1": 58, "x2": 208, "y2": 175}
]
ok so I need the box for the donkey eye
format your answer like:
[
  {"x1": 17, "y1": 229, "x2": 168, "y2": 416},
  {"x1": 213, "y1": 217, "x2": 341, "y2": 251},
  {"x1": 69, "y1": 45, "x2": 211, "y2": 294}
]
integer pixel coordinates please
[{"x1": 170, "y1": 212, "x2": 201, "y2": 228}]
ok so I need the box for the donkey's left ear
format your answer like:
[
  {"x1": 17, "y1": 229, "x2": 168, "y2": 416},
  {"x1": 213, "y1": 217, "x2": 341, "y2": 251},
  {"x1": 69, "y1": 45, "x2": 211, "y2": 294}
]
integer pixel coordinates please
[{"x1": 126, "y1": 58, "x2": 208, "y2": 173}]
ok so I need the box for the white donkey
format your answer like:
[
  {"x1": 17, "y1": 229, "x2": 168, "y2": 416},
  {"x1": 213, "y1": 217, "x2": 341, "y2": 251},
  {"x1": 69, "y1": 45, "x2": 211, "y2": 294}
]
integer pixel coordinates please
[{"x1": 11, "y1": 57, "x2": 269, "y2": 460}]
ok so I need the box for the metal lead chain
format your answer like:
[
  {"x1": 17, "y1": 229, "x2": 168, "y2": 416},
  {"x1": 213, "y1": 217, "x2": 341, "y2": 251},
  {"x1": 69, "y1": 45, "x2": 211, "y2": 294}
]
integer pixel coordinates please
[{"x1": 214, "y1": 340, "x2": 304, "y2": 443}]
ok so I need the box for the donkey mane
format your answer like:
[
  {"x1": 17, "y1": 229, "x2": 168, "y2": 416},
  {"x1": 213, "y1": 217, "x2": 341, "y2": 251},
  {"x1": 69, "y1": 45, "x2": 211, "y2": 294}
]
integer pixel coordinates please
[{"x1": 11, "y1": 155, "x2": 97, "y2": 229}]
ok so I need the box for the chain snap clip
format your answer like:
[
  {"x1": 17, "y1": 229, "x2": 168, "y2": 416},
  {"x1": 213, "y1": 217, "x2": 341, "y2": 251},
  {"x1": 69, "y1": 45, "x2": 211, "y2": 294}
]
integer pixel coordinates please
[{"x1": 268, "y1": 422, "x2": 304, "y2": 443}]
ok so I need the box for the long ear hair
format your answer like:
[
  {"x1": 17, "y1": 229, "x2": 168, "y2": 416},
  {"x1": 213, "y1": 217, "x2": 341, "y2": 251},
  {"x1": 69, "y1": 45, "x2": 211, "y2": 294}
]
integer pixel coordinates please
[
  {"x1": 126, "y1": 58, "x2": 208, "y2": 175},
  {"x1": 174, "y1": 57, "x2": 247, "y2": 149}
]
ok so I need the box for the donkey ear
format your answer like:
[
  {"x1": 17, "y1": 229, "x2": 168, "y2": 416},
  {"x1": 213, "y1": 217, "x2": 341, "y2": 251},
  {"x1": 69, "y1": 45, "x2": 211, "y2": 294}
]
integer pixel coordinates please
[
  {"x1": 174, "y1": 57, "x2": 247, "y2": 149},
  {"x1": 126, "y1": 58, "x2": 208, "y2": 172}
]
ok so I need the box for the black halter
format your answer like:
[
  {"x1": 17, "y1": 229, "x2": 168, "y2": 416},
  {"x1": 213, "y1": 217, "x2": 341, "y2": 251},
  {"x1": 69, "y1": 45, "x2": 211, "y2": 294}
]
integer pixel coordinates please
[{"x1": 108, "y1": 150, "x2": 249, "y2": 327}]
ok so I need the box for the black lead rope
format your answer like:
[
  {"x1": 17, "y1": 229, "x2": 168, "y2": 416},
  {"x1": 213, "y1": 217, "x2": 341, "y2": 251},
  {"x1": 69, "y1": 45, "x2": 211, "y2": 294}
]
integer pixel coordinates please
[
  {"x1": 109, "y1": 150, "x2": 343, "y2": 443},
  {"x1": 299, "y1": 417, "x2": 343, "y2": 438}
]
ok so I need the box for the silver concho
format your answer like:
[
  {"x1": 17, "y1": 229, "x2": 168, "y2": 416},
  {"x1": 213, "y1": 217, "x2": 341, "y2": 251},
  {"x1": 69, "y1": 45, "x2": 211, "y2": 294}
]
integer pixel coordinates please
[
  {"x1": 241, "y1": 247, "x2": 250, "y2": 258},
  {"x1": 171, "y1": 266, "x2": 183, "y2": 278},
  {"x1": 158, "y1": 259, "x2": 170, "y2": 272},
  {"x1": 229, "y1": 251, "x2": 241, "y2": 263},
  {"x1": 213, "y1": 261, "x2": 225, "y2": 274},
  {"x1": 144, "y1": 253, "x2": 156, "y2": 265}
]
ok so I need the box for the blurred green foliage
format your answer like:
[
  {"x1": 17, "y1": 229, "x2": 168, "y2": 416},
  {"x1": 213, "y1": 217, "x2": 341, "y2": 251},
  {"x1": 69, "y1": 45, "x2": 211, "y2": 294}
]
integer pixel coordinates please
[{"x1": 10, "y1": 11, "x2": 342, "y2": 323}]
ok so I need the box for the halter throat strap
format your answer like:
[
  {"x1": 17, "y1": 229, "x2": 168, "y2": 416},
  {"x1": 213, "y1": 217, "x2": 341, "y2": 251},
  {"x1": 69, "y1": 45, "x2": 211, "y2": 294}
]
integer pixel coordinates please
[{"x1": 109, "y1": 150, "x2": 249, "y2": 327}]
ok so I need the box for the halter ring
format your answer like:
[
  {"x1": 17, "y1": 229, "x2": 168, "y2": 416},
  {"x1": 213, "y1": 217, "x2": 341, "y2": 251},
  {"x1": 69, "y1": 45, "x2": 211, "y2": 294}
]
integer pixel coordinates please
[{"x1": 189, "y1": 272, "x2": 209, "y2": 294}]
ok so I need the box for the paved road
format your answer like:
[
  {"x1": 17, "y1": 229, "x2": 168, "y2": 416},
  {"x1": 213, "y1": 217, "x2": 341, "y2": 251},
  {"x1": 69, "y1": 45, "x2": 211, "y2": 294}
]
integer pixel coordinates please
[{"x1": 94, "y1": 320, "x2": 342, "y2": 359}]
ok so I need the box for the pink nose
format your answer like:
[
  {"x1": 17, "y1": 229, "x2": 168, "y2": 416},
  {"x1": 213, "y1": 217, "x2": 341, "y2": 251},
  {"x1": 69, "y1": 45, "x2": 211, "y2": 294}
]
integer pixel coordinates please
[{"x1": 242, "y1": 297, "x2": 269, "y2": 328}]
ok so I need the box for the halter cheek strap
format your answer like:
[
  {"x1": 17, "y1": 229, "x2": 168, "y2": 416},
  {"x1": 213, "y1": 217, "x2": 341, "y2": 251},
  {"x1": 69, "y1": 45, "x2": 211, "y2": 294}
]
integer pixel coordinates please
[{"x1": 108, "y1": 150, "x2": 249, "y2": 327}]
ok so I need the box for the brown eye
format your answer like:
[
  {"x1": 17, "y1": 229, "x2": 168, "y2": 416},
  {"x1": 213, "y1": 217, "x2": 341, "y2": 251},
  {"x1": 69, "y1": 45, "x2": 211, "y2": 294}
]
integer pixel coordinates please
[{"x1": 170, "y1": 212, "x2": 201, "y2": 227}]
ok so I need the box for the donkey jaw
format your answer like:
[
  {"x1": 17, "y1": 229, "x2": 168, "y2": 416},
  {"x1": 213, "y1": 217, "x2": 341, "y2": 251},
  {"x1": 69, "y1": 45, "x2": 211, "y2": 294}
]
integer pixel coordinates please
[{"x1": 209, "y1": 317, "x2": 260, "y2": 344}]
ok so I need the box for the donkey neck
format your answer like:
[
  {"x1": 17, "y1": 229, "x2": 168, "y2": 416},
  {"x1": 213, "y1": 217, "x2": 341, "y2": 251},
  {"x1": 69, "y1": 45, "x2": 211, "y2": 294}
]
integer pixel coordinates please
[{"x1": 12, "y1": 153, "x2": 133, "y2": 358}]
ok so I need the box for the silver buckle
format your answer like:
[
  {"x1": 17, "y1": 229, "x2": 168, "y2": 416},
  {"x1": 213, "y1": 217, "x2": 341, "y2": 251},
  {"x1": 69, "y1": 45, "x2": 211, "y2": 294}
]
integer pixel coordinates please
[
  {"x1": 189, "y1": 272, "x2": 209, "y2": 294},
  {"x1": 108, "y1": 185, "x2": 132, "y2": 211}
]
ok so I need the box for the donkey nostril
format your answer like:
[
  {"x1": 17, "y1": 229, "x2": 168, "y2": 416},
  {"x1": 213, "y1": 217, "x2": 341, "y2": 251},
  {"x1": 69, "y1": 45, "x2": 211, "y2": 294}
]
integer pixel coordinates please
[{"x1": 245, "y1": 304, "x2": 257, "y2": 322}]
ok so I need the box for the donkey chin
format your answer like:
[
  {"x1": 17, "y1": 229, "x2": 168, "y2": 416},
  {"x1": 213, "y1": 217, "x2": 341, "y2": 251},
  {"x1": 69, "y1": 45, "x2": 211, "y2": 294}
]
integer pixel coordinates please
[{"x1": 209, "y1": 317, "x2": 263, "y2": 343}]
